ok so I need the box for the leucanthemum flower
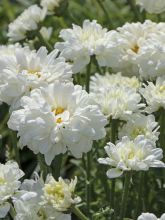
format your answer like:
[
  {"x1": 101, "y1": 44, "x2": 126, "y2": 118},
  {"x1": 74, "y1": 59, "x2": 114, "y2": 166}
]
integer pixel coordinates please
[
  {"x1": 55, "y1": 19, "x2": 110, "y2": 73},
  {"x1": 98, "y1": 135, "x2": 165, "y2": 178},
  {"x1": 118, "y1": 114, "x2": 159, "y2": 143},
  {"x1": 8, "y1": 82, "x2": 107, "y2": 165},
  {"x1": 40, "y1": 0, "x2": 62, "y2": 12},
  {"x1": 137, "y1": 32, "x2": 165, "y2": 80},
  {"x1": 98, "y1": 20, "x2": 160, "y2": 76},
  {"x1": 136, "y1": 0, "x2": 165, "y2": 14},
  {"x1": 90, "y1": 72, "x2": 140, "y2": 92},
  {"x1": 0, "y1": 161, "x2": 24, "y2": 218},
  {"x1": 14, "y1": 175, "x2": 72, "y2": 220},
  {"x1": 42, "y1": 175, "x2": 81, "y2": 212},
  {"x1": 0, "y1": 47, "x2": 72, "y2": 110},
  {"x1": 90, "y1": 85, "x2": 144, "y2": 120},
  {"x1": 140, "y1": 76, "x2": 165, "y2": 113},
  {"x1": 138, "y1": 213, "x2": 165, "y2": 220},
  {"x1": 7, "y1": 5, "x2": 46, "y2": 42}
]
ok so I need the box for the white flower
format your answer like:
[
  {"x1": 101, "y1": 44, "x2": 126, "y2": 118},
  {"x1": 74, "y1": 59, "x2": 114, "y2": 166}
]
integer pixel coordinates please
[
  {"x1": 8, "y1": 5, "x2": 46, "y2": 42},
  {"x1": 138, "y1": 213, "x2": 165, "y2": 220},
  {"x1": 90, "y1": 85, "x2": 144, "y2": 120},
  {"x1": 8, "y1": 82, "x2": 107, "y2": 165},
  {"x1": 40, "y1": 0, "x2": 61, "y2": 12},
  {"x1": 40, "y1": 27, "x2": 52, "y2": 40},
  {"x1": 55, "y1": 20, "x2": 110, "y2": 73},
  {"x1": 42, "y1": 175, "x2": 80, "y2": 212},
  {"x1": 98, "y1": 135, "x2": 165, "y2": 178},
  {"x1": 0, "y1": 161, "x2": 24, "y2": 218},
  {"x1": 136, "y1": 0, "x2": 165, "y2": 14},
  {"x1": 137, "y1": 32, "x2": 165, "y2": 79},
  {"x1": 0, "y1": 47, "x2": 72, "y2": 109},
  {"x1": 14, "y1": 176, "x2": 72, "y2": 220},
  {"x1": 90, "y1": 72, "x2": 140, "y2": 92},
  {"x1": 98, "y1": 20, "x2": 160, "y2": 76},
  {"x1": 140, "y1": 77, "x2": 165, "y2": 113},
  {"x1": 118, "y1": 114, "x2": 159, "y2": 143}
]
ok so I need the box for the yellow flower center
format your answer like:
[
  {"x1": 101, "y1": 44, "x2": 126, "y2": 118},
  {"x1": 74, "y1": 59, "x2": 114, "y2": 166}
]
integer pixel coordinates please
[
  {"x1": 159, "y1": 85, "x2": 165, "y2": 93},
  {"x1": 44, "y1": 182, "x2": 64, "y2": 202},
  {"x1": 27, "y1": 68, "x2": 41, "y2": 78},
  {"x1": 131, "y1": 127, "x2": 146, "y2": 139},
  {"x1": 52, "y1": 107, "x2": 65, "y2": 124},
  {"x1": 131, "y1": 44, "x2": 139, "y2": 53},
  {"x1": 0, "y1": 177, "x2": 6, "y2": 185}
]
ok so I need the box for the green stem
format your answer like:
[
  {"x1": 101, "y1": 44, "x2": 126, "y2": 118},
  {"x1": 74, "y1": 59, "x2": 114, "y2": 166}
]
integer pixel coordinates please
[
  {"x1": 51, "y1": 154, "x2": 63, "y2": 180},
  {"x1": 159, "y1": 108, "x2": 165, "y2": 151},
  {"x1": 134, "y1": 172, "x2": 144, "y2": 219},
  {"x1": 10, "y1": 131, "x2": 20, "y2": 166},
  {"x1": 119, "y1": 172, "x2": 132, "y2": 220},
  {"x1": 86, "y1": 60, "x2": 92, "y2": 93},
  {"x1": 36, "y1": 32, "x2": 53, "y2": 52},
  {"x1": 71, "y1": 206, "x2": 89, "y2": 220},
  {"x1": 37, "y1": 153, "x2": 51, "y2": 180},
  {"x1": 126, "y1": 0, "x2": 141, "y2": 21},
  {"x1": 0, "y1": 113, "x2": 9, "y2": 132},
  {"x1": 9, "y1": 205, "x2": 16, "y2": 219}
]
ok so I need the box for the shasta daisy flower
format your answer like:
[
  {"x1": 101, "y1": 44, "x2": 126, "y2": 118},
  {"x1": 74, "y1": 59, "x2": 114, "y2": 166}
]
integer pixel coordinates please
[
  {"x1": 0, "y1": 161, "x2": 24, "y2": 218},
  {"x1": 40, "y1": 0, "x2": 61, "y2": 12},
  {"x1": 138, "y1": 213, "x2": 165, "y2": 220},
  {"x1": 118, "y1": 114, "x2": 159, "y2": 143},
  {"x1": 140, "y1": 76, "x2": 165, "y2": 113},
  {"x1": 8, "y1": 82, "x2": 107, "y2": 165},
  {"x1": 7, "y1": 5, "x2": 46, "y2": 42},
  {"x1": 0, "y1": 47, "x2": 72, "y2": 109},
  {"x1": 98, "y1": 135, "x2": 165, "y2": 178},
  {"x1": 55, "y1": 20, "x2": 110, "y2": 73},
  {"x1": 136, "y1": 0, "x2": 165, "y2": 14}
]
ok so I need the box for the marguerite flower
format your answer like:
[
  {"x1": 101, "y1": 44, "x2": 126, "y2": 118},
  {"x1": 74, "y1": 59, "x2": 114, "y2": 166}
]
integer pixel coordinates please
[
  {"x1": 136, "y1": 0, "x2": 165, "y2": 14},
  {"x1": 98, "y1": 135, "x2": 165, "y2": 178},
  {"x1": 0, "y1": 47, "x2": 72, "y2": 109},
  {"x1": 90, "y1": 72, "x2": 140, "y2": 92},
  {"x1": 8, "y1": 82, "x2": 107, "y2": 165},
  {"x1": 118, "y1": 114, "x2": 159, "y2": 143},
  {"x1": 140, "y1": 76, "x2": 165, "y2": 113},
  {"x1": 90, "y1": 85, "x2": 144, "y2": 120},
  {"x1": 0, "y1": 161, "x2": 24, "y2": 218},
  {"x1": 40, "y1": 0, "x2": 62, "y2": 12},
  {"x1": 7, "y1": 5, "x2": 46, "y2": 42},
  {"x1": 138, "y1": 213, "x2": 165, "y2": 220},
  {"x1": 42, "y1": 175, "x2": 80, "y2": 211},
  {"x1": 55, "y1": 20, "x2": 110, "y2": 73}
]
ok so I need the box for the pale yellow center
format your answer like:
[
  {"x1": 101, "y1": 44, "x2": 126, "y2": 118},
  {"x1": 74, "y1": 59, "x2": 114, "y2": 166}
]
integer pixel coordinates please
[
  {"x1": 44, "y1": 182, "x2": 64, "y2": 202},
  {"x1": 0, "y1": 177, "x2": 6, "y2": 185},
  {"x1": 131, "y1": 127, "x2": 146, "y2": 139},
  {"x1": 159, "y1": 85, "x2": 165, "y2": 93},
  {"x1": 52, "y1": 107, "x2": 65, "y2": 124},
  {"x1": 27, "y1": 68, "x2": 41, "y2": 78},
  {"x1": 131, "y1": 44, "x2": 139, "y2": 53}
]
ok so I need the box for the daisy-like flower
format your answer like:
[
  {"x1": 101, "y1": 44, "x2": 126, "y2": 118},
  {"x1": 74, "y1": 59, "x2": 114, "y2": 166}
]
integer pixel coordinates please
[
  {"x1": 0, "y1": 161, "x2": 24, "y2": 218},
  {"x1": 137, "y1": 32, "x2": 165, "y2": 80},
  {"x1": 42, "y1": 175, "x2": 81, "y2": 212},
  {"x1": 118, "y1": 114, "x2": 159, "y2": 143},
  {"x1": 8, "y1": 82, "x2": 107, "y2": 165},
  {"x1": 14, "y1": 176, "x2": 72, "y2": 220},
  {"x1": 7, "y1": 5, "x2": 46, "y2": 42},
  {"x1": 40, "y1": 0, "x2": 62, "y2": 12},
  {"x1": 98, "y1": 20, "x2": 160, "y2": 76},
  {"x1": 90, "y1": 85, "x2": 144, "y2": 120},
  {"x1": 136, "y1": 0, "x2": 165, "y2": 14},
  {"x1": 138, "y1": 213, "x2": 165, "y2": 220},
  {"x1": 98, "y1": 135, "x2": 165, "y2": 178},
  {"x1": 140, "y1": 76, "x2": 165, "y2": 113},
  {"x1": 55, "y1": 19, "x2": 110, "y2": 73},
  {"x1": 90, "y1": 72, "x2": 140, "y2": 92},
  {"x1": 0, "y1": 47, "x2": 72, "y2": 110}
]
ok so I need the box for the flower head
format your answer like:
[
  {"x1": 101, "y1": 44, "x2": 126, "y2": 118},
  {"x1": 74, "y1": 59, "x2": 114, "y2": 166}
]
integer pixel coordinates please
[
  {"x1": 0, "y1": 161, "x2": 24, "y2": 218},
  {"x1": 0, "y1": 47, "x2": 72, "y2": 109},
  {"x1": 40, "y1": 0, "x2": 61, "y2": 12},
  {"x1": 8, "y1": 82, "x2": 107, "y2": 165},
  {"x1": 55, "y1": 20, "x2": 109, "y2": 73},
  {"x1": 140, "y1": 77, "x2": 165, "y2": 113},
  {"x1": 8, "y1": 5, "x2": 46, "y2": 42},
  {"x1": 98, "y1": 136, "x2": 165, "y2": 178},
  {"x1": 138, "y1": 213, "x2": 165, "y2": 220}
]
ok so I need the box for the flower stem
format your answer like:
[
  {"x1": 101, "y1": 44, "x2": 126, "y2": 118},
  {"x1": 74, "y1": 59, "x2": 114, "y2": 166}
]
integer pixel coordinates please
[
  {"x1": 51, "y1": 154, "x2": 63, "y2": 180},
  {"x1": 36, "y1": 32, "x2": 53, "y2": 52},
  {"x1": 37, "y1": 153, "x2": 51, "y2": 180},
  {"x1": 134, "y1": 172, "x2": 144, "y2": 219},
  {"x1": 71, "y1": 206, "x2": 89, "y2": 220},
  {"x1": 119, "y1": 172, "x2": 132, "y2": 220},
  {"x1": 10, "y1": 130, "x2": 20, "y2": 166},
  {"x1": 159, "y1": 108, "x2": 165, "y2": 157},
  {"x1": 0, "y1": 113, "x2": 9, "y2": 132},
  {"x1": 9, "y1": 204, "x2": 16, "y2": 219},
  {"x1": 126, "y1": 0, "x2": 141, "y2": 21}
]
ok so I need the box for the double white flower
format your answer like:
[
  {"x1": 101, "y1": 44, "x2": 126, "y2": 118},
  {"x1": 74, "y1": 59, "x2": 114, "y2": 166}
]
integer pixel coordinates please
[
  {"x1": 8, "y1": 82, "x2": 107, "y2": 165},
  {"x1": 98, "y1": 135, "x2": 165, "y2": 178},
  {"x1": 138, "y1": 213, "x2": 165, "y2": 220},
  {"x1": 136, "y1": 0, "x2": 165, "y2": 14}
]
